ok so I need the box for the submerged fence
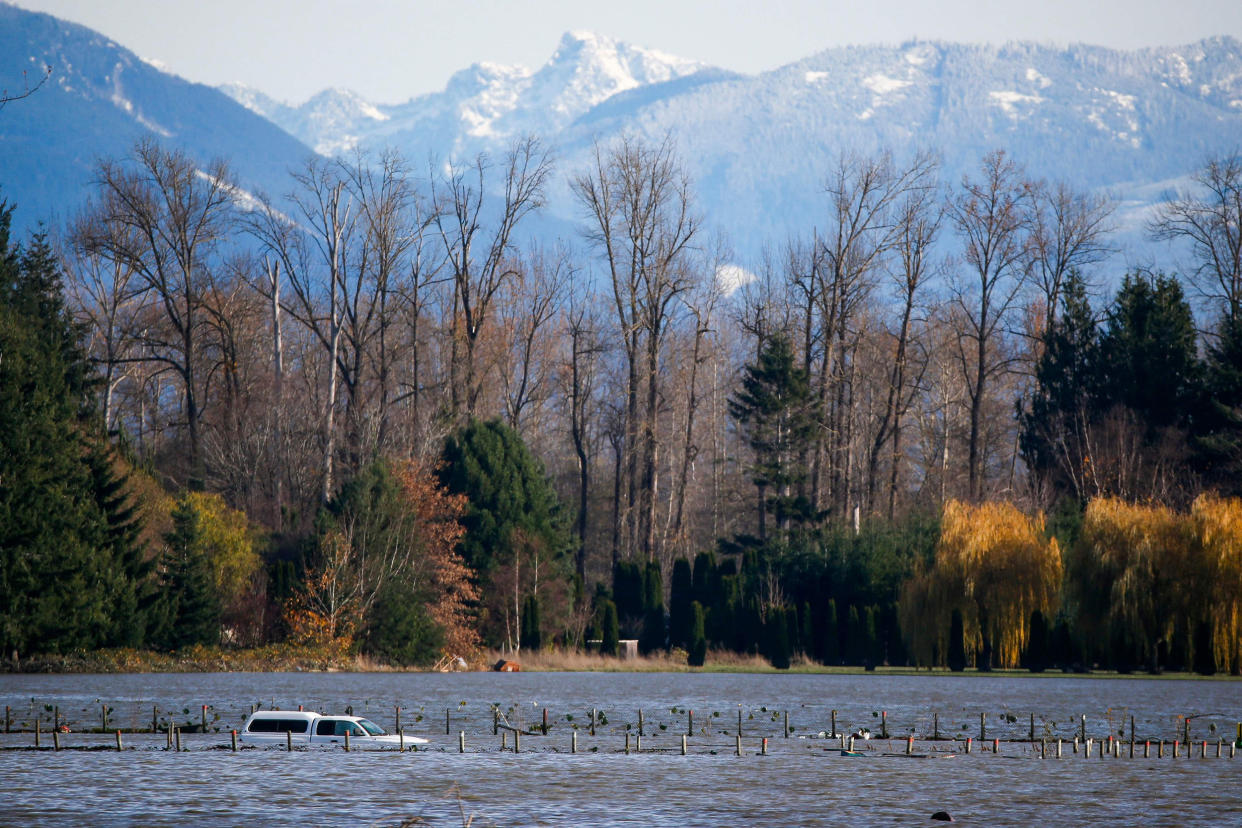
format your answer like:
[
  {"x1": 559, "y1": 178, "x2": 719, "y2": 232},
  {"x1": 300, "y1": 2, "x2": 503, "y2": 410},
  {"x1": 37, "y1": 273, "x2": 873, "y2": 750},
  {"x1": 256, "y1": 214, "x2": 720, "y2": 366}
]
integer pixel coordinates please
[{"x1": 2, "y1": 696, "x2": 1240, "y2": 760}]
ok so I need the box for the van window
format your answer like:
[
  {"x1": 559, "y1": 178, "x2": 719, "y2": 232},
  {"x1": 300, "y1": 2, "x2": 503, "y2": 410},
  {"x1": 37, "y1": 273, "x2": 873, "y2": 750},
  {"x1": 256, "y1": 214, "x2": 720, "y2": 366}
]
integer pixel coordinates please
[{"x1": 248, "y1": 718, "x2": 308, "y2": 733}]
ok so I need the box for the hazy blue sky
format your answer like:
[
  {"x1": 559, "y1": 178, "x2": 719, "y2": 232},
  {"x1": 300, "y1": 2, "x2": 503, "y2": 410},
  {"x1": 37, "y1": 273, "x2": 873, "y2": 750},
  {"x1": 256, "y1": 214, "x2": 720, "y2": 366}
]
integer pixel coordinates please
[{"x1": 14, "y1": 0, "x2": 1242, "y2": 103}]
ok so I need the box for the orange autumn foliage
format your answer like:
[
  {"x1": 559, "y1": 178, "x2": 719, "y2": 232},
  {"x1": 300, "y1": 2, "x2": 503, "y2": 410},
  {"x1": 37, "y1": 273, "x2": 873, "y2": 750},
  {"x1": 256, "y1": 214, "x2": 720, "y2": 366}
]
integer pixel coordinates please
[{"x1": 283, "y1": 459, "x2": 481, "y2": 663}]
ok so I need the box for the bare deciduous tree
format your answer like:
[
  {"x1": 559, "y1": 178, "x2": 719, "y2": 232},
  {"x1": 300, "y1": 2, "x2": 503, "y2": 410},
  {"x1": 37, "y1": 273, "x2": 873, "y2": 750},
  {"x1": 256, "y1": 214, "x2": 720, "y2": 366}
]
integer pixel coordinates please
[
  {"x1": 1150, "y1": 153, "x2": 1242, "y2": 323},
  {"x1": 946, "y1": 150, "x2": 1034, "y2": 501},
  {"x1": 81, "y1": 138, "x2": 236, "y2": 484},
  {"x1": 572, "y1": 134, "x2": 700, "y2": 561},
  {"x1": 433, "y1": 136, "x2": 553, "y2": 420}
]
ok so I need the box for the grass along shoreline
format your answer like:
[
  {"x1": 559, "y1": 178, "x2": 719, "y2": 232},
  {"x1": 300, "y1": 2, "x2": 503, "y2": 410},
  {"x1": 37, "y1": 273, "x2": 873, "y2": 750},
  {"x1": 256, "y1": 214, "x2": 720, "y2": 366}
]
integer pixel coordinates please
[{"x1": 3, "y1": 645, "x2": 1238, "y2": 679}]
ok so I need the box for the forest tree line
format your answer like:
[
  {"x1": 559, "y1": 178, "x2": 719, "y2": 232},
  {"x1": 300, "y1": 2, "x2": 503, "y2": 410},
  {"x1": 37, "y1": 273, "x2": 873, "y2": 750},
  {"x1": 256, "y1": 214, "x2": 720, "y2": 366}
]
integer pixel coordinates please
[{"x1": 1, "y1": 134, "x2": 1241, "y2": 672}]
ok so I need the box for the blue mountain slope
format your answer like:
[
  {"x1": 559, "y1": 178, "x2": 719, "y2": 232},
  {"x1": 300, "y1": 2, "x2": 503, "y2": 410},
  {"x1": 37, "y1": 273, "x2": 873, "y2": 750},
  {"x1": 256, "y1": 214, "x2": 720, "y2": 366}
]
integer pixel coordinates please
[{"x1": 0, "y1": 3, "x2": 314, "y2": 234}]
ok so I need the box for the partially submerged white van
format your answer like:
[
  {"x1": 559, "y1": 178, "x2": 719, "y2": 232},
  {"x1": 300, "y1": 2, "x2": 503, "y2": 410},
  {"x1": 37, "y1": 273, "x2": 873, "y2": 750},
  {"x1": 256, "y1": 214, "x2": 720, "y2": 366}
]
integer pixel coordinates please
[{"x1": 239, "y1": 710, "x2": 428, "y2": 748}]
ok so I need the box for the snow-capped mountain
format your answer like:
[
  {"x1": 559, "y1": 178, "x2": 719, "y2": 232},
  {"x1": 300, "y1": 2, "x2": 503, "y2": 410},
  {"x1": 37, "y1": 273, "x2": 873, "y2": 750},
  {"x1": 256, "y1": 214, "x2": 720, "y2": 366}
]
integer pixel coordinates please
[
  {"x1": 226, "y1": 31, "x2": 708, "y2": 157},
  {"x1": 221, "y1": 33, "x2": 1242, "y2": 262},
  {"x1": 2, "y1": 0, "x2": 1240, "y2": 267},
  {"x1": 0, "y1": 3, "x2": 312, "y2": 234}
]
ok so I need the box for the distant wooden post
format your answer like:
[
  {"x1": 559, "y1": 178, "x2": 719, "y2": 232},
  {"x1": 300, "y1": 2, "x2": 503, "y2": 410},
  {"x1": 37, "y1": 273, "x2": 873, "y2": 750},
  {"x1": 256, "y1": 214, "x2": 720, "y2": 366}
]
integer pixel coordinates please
[
  {"x1": 933, "y1": 712, "x2": 939, "y2": 740},
  {"x1": 231, "y1": 730, "x2": 237, "y2": 752},
  {"x1": 115, "y1": 730, "x2": 122, "y2": 751},
  {"x1": 152, "y1": 706, "x2": 158, "y2": 733},
  {"x1": 1080, "y1": 715, "x2": 1086, "y2": 742},
  {"x1": 1039, "y1": 738, "x2": 1045, "y2": 759},
  {"x1": 1057, "y1": 739, "x2": 1062, "y2": 758},
  {"x1": 979, "y1": 712, "x2": 985, "y2": 741},
  {"x1": 1029, "y1": 713, "x2": 1034, "y2": 741},
  {"x1": 542, "y1": 708, "x2": 549, "y2": 735},
  {"x1": 831, "y1": 710, "x2": 838, "y2": 738},
  {"x1": 344, "y1": 730, "x2": 350, "y2": 752},
  {"x1": 784, "y1": 710, "x2": 789, "y2": 738},
  {"x1": 965, "y1": 737, "x2": 971, "y2": 754},
  {"x1": 395, "y1": 706, "x2": 401, "y2": 733},
  {"x1": 735, "y1": 735, "x2": 742, "y2": 756},
  {"x1": 686, "y1": 710, "x2": 692, "y2": 736},
  {"x1": 459, "y1": 731, "x2": 466, "y2": 753},
  {"x1": 515, "y1": 730, "x2": 521, "y2": 754},
  {"x1": 737, "y1": 709, "x2": 743, "y2": 737},
  {"x1": 993, "y1": 738, "x2": 999, "y2": 755},
  {"x1": 35, "y1": 719, "x2": 40, "y2": 748},
  {"x1": 571, "y1": 731, "x2": 578, "y2": 754},
  {"x1": 52, "y1": 729, "x2": 60, "y2": 751},
  {"x1": 636, "y1": 733, "x2": 642, "y2": 752},
  {"x1": 681, "y1": 734, "x2": 687, "y2": 755},
  {"x1": 493, "y1": 709, "x2": 498, "y2": 735},
  {"x1": 445, "y1": 708, "x2": 451, "y2": 735},
  {"x1": 101, "y1": 704, "x2": 108, "y2": 733},
  {"x1": 638, "y1": 709, "x2": 644, "y2": 736},
  {"x1": 907, "y1": 736, "x2": 914, "y2": 755},
  {"x1": 201, "y1": 705, "x2": 207, "y2": 733},
  {"x1": 1130, "y1": 715, "x2": 1135, "y2": 744},
  {"x1": 4, "y1": 705, "x2": 9, "y2": 733},
  {"x1": 762, "y1": 737, "x2": 768, "y2": 756},
  {"x1": 399, "y1": 731, "x2": 405, "y2": 752},
  {"x1": 625, "y1": 732, "x2": 631, "y2": 755},
  {"x1": 881, "y1": 711, "x2": 888, "y2": 739},
  {"x1": 501, "y1": 732, "x2": 507, "y2": 751},
  {"x1": 285, "y1": 730, "x2": 290, "y2": 752},
  {"x1": 54, "y1": 706, "x2": 59, "y2": 731},
  {"x1": 591, "y1": 708, "x2": 597, "y2": 736},
  {"x1": 1174, "y1": 739, "x2": 1180, "y2": 759}
]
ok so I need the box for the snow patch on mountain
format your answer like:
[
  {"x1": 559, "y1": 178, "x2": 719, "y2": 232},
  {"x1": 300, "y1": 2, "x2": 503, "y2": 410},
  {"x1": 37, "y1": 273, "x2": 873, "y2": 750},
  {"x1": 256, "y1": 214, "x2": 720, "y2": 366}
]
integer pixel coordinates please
[{"x1": 863, "y1": 73, "x2": 911, "y2": 95}]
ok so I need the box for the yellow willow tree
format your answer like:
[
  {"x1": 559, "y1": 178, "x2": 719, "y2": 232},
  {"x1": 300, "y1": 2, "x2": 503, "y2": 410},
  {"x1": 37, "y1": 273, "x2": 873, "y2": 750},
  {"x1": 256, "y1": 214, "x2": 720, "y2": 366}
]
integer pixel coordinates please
[
  {"x1": 901, "y1": 500, "x2": 1061, "y2": 669},
  {"x1": 1190, "y1": 494, "x2": 1242, "y2": 674},
  {"x1": 1066, "y1": 497, "x2": 1197, "y2": 671}
]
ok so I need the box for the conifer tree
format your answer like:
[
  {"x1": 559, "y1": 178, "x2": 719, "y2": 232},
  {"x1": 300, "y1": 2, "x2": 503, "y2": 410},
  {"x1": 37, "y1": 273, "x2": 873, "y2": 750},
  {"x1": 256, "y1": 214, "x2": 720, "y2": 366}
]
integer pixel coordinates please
[
  {"x1": 688, "y1": 601, "x2": 707, "y2": 667},
  {"x1": 639, "y1": 561, "x2": 665, "y2": 654},
  {"x1": 598, "y1": 599, "x2": 619, "y2": 656},
  {"x1": 729, "y1": 334, "x2": 819, "y2": 541},
  {"x1": 156, "y1": 495, "x2": 221, "y2": 649},
  {"x1": 668, "y1": 557, "x2": 694, "y2": 649},
  {"x1": 0, "y1": 214, "x2": 148, "y2": 657},
  {"x1": 520, "y1": 593, "x2": 542, "y2": 651}
]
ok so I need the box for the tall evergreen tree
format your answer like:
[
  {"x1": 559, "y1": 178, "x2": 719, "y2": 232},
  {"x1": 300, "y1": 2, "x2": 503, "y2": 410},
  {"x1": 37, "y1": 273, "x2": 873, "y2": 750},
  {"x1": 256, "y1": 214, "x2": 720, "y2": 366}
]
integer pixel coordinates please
[
  {"x1": 687, "y1": 601, "x2": 707, "y2": 667},
  {"x1": 1020, "y1": 271, "x2": 1101, "y2": 501},
  {"x1": 154, "y1": 494, "x2": 221, "y2": 649},
  {"x1": 439, "y1": 419, "x2": 570, "y2": 574},
  {"x1": 0, "y1": 213, "x2": 148, "y2": 658},
  {"x1": 729, "y1": 334, "x2": 820, "y2": 541},
  {"x1": 1099, "y1": 273, "x2": 1201, "y2": 432},
  {"x1": 639, "y1": 561, "x2": 665, "y2": 654},
  {"x1": 520, "y1": 593, "x2": 542, "y2": 651},
  {"x1": 1197, "y1": 315, "x2": 1242, "y2": 494},
  {"x1": 668, "y1": 557, "x2": 694, "y2": 649}
]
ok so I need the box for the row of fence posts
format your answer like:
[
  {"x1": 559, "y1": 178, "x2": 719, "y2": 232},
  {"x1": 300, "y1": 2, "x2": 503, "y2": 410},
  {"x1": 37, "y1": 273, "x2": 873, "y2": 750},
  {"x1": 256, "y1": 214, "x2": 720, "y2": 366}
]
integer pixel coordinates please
[{"x1": 8, "y1": 703, "x2": 1242, "y2": 759}]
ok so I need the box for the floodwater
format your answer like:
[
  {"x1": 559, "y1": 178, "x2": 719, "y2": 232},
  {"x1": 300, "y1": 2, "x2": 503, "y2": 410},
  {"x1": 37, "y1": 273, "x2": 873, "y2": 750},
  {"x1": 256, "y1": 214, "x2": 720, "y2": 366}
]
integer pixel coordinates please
[{"x1": 0, "y1": 672, "x2": 1238, "y2": 826}]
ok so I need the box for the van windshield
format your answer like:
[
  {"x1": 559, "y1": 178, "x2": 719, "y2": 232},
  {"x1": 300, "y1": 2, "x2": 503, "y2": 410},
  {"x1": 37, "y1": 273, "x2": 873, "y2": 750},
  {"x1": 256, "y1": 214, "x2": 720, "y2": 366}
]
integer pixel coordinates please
[{"x1": 357, "y1": 719, "x2": 386, "y2": 735}]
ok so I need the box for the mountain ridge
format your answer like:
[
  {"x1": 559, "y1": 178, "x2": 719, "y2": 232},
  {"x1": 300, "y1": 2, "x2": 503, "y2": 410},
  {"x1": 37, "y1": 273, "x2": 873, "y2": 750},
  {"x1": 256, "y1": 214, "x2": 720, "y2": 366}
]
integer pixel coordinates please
[{"x1": 1, "y1": 1, "x2": 1240, "y2": 266}]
